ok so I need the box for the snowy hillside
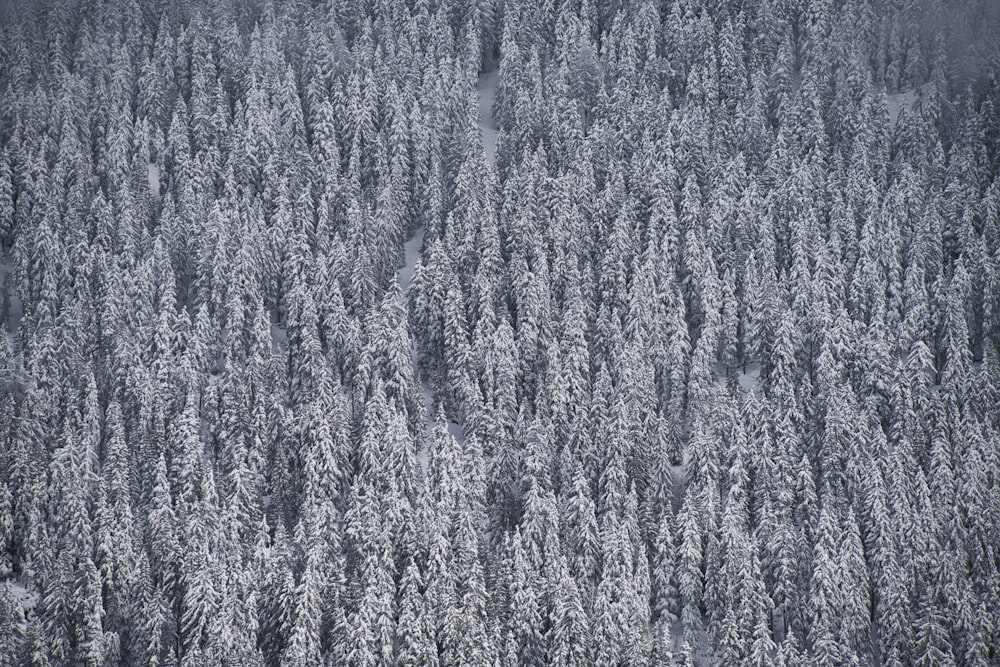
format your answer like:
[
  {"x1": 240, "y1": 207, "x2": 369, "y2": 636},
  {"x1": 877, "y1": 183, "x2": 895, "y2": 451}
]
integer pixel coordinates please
[{"x1": 0, "y1": 0, "x2": 998, "y2": 665}]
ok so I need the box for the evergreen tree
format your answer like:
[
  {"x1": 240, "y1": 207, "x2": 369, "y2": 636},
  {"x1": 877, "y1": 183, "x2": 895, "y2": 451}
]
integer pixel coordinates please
[{"x1": 0, "y1": 0, "x2": 996, "y2": 663}]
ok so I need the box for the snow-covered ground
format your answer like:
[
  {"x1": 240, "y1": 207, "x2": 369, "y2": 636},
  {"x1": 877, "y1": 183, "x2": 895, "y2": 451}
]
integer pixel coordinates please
[
  {"x1": 738, "y1": 362, "x2": 761, "y2": 394},
  {"x1": 3, "y1": 578, "x2": 38, "y2": 627},
  {"x1": 887, "y1": 84, "x2": 930, "y2": 128},
  {"x1": 397, "y1": 227, "x2": 424, "y2": 294},
  {"x1": 887, "y1": 90, "x2": 916, "y2": 128},
  {"x1": 1, "y1": 251, "x2": 21, "y2": 352},
  {"x1": 147, "y1": 163, "x2": 160, "y2": 201},
  {"x1": 712, "y1": 360, "x2": 762, "y2": 397},
  {"x1": 446, "y1": 420, "x2": 463, "y2": 442},
  {"x1": 270, "y1": 310, "x2": 287, "y2": 353},
  {"x1": 396, "y1": 227, "x2": 425, "y2": 402},
  {"x1": 477, "y1": 69, "x2": 499, "y2": 165}
]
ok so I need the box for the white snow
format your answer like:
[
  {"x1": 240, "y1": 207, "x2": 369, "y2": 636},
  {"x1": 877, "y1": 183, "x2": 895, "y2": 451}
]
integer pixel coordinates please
[
  {"x1": 5, "y1": 580, "x2": 37, "y2": 609},
  {"x1": 887, "y1": 90, "x2": 916, "y2": 128},
  {"x1": 397, "y1": 227, "x2": 424, "y2": 294},
  {"x1": 670, "y1": 442, "x2": 691, "y2": 489},
  {"x1": 270, "y1": 310, "x2": 287, "y2": 352},
  {"x1": 270, "y1": 325, "x2": 287, "y2": 351},
  {"x1": 1, "y1": 251, "x2": 20, "y2": 352},
  {"x1": 477, "y1": 69, "x2": 499, "y2": 165},
  {"x1": 147, "y1": 163, "x2": 160, "y2": 201},
  {"x1": 887, "y1": 85, "x2": 929, "y2": 128},
  {"x1": 738, "y1": 362, "x2": 761, "y2": 394},
  {"x1": 397, "y1": 227, "x2": 430, "y2": 441},
  {"x1": 397, "y1": 227, "x2": 437, "y2": 476},
  {"x1": 712, "y1": 360, "x2": 761, "y2": 396},
  {"x1": 3, "y1": 578, "x2": 38, "y2": 629},
  {"x1": 415, "y1": 382, "x2": 434, "y2": 475}
]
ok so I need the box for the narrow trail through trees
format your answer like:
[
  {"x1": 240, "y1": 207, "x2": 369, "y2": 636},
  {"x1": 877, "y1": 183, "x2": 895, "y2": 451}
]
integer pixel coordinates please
[
  {"x1": 396, "y1": 69, "x2": 500, "y2": 473},
  {"x1": 396, "y1": 226, "x2": 436, "y2": 472},
  {"x1": 397, "y1": 242, "x2": 465, "y2": 472}
]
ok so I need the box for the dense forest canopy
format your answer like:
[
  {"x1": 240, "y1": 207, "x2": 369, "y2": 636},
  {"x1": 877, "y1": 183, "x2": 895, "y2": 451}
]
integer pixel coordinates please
[{"x1": 0, "y1": 0, "x2": 999, "y2": 665}]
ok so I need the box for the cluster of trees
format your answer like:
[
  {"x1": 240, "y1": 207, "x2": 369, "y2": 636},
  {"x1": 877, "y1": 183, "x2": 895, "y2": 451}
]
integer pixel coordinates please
[{"x1": 0, "y1": 0, "x2": 998, "y2": 665}]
